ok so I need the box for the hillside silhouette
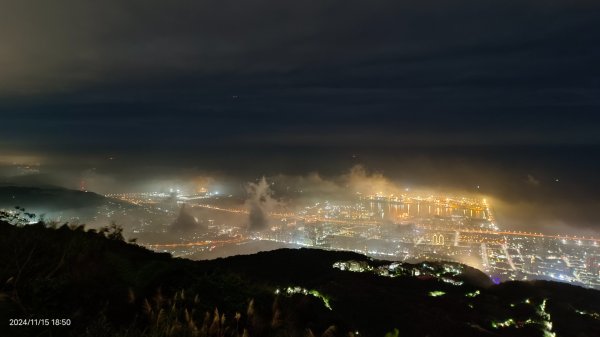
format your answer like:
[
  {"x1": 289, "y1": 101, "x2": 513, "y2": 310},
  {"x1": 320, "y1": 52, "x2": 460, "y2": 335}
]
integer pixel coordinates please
[
  {"x1": 0, "y1": 186, "x2": 135, "y2": 219},
  {"x1": 1, "y1": 220, "x2": 599, "y2": 337}
]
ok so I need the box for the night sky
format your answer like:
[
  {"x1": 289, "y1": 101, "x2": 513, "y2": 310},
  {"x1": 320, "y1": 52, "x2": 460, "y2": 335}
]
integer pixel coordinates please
[{"x1": 1, "y1": 1, "x2": 600, "y2": 232}]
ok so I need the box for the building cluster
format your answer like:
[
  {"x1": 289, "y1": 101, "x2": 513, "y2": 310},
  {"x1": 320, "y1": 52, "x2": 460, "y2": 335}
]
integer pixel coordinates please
[{"x1": 109, "y1": 190, "x2": 600, "y2": 290}]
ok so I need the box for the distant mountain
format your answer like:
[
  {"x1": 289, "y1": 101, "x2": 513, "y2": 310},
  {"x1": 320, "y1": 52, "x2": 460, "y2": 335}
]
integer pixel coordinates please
[
  {"x1": 0, "y1": 173, "x2": 64, "y2": 189},
  {"x1": 1, "y1": 221, "x2": 599, "y2": 337},
  {"x1": 0, "y1": 185, "x2": 134, "y2": 214}
]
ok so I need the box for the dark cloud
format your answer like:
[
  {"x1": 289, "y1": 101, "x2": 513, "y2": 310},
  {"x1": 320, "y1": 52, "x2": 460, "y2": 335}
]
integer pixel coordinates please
[
  {"x1": 2, "y1": 0, "x2": 600, "y2": 153},
  {"x1": 0, "y1": 1, "x2": 599, "y2": 233},
  {"x1": 1, "y1": 0, "x2": 599, "y2": 93}
]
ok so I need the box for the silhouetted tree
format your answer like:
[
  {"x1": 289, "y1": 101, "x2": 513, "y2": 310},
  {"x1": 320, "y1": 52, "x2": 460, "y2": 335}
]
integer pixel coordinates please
[{"x1": 99, "y1": 221, "x2": 124, "y2": 241}]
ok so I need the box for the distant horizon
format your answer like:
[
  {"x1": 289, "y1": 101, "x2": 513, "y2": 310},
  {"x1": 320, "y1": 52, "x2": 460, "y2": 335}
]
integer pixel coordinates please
[{"x1": 1, "y1": 162, "x2": 599, "y2": 239}]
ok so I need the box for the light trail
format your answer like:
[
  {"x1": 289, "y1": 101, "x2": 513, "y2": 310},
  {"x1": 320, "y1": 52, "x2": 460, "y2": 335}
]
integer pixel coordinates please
[
  {"x1": 417, "y1": 225, "x2": 599, "y2": 242},
  {"x1": 144, "y1": 236, "x2": 246, "y2": 248}
]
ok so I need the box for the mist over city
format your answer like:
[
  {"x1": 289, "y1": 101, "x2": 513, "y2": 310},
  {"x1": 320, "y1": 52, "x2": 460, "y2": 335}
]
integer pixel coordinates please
[{"x1": 2, "y1": 1, "x2": 600, "y2": 336}]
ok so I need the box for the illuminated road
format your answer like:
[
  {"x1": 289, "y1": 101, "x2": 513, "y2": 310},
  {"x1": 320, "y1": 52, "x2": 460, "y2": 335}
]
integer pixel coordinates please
[
  {"x1": 413, "y1": 222, "x2": 599, "y2": 242},
  {"x1": 455, "y1": 228, "x2": 599, "y2": 242},
  {"x1": 145, "y1": 236, "x2": 246, "y2": 248},
  {"x1": 190, "y1": 204, "x2": 249, "y2": 214},
  {"x1": 189, "y1": 204, "x2": 378, "y2": 225}
]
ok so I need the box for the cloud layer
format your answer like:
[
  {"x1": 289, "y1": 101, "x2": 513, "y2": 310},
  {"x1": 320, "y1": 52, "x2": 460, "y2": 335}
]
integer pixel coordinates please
[{"x1": 1, "y1": 1, "x2": 599, "y2": 234}]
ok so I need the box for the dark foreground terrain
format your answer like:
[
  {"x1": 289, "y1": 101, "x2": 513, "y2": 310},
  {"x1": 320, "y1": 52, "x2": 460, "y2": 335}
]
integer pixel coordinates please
[{"x1": 1, "y1": 220, "x2": 599, "y2": 337}]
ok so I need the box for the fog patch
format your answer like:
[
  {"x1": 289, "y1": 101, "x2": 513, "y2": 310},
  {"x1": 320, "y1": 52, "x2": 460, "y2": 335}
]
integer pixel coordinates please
[{"x1": 245, "y1": 177, "x2": 279, "y2": 231}]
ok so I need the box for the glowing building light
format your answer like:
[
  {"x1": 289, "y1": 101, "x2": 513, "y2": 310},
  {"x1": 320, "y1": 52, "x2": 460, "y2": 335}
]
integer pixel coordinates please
[{"x1": 429, "y1": 291, "x2": 446, "y2": 297}]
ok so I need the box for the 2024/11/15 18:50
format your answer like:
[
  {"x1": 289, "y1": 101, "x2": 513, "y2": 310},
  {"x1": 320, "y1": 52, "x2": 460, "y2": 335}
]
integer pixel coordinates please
[{"x1": 8, "y1": 318, "x2": 71, "y2": 326}]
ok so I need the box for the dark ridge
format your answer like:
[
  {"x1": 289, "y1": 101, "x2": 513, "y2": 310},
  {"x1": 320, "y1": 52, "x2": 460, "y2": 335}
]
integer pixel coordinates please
[
  {"x1": 0, "y1": 185, "x2": 134, "y2": 211},
  {"x1": 1, "y1": 221, "x2": 599, "y2": 337}
]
